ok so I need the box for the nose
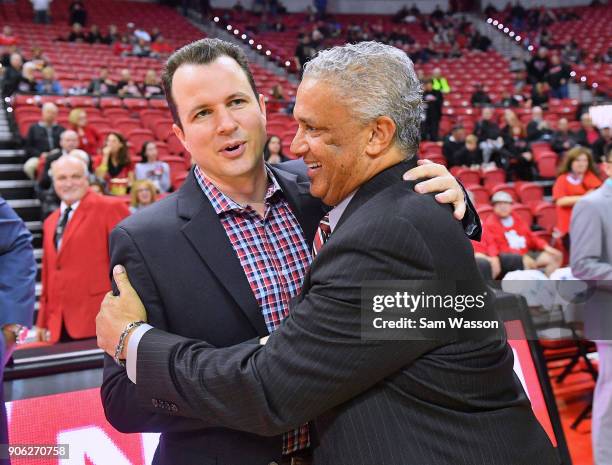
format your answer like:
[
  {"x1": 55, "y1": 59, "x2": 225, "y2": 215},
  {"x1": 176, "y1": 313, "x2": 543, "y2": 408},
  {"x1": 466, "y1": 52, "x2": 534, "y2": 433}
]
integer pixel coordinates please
[
  {"x1": 290, "y1": 127, "x2": 308, "y2": 158},
  {"x1": 215, "y1": 106, "x2": 239, "y2": 135}
]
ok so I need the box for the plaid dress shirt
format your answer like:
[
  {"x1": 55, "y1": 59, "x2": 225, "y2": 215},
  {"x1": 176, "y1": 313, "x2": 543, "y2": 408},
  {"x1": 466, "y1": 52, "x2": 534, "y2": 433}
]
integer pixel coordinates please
[{"x1": 194, "y1": 165, "x2": 312, "y2": 454}]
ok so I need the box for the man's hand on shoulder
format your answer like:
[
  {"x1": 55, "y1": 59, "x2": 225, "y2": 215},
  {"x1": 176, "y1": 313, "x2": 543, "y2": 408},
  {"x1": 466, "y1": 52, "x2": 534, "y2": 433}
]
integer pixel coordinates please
[
  {"x1": 96, "y1": 265, "x2": 147, "y2": 360},
  {"x1": 403, "y1": 159, "x2": 467, "y2": 221}
]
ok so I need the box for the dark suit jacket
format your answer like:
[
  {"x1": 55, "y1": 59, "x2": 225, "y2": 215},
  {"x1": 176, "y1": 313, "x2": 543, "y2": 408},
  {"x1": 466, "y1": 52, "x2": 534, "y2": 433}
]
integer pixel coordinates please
[
  {"x1": 134, "y1": 161, "x2": 558, "y2": 465},
  {"x1": 0, "y1": 197, "x2": 36, "y2": 450},
  {"x1": 24, "y1": 122, "x2": 65, "y2": 160},
  {"x1": 101, "y1": 161, "x2": 326, "y2": 465}
]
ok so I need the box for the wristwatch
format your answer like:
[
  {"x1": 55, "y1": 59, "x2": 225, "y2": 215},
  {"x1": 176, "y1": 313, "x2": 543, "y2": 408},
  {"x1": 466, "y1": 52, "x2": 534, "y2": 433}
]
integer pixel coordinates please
[{"x1": 2, "y1": 324, "x2": 28, "y2": 345}]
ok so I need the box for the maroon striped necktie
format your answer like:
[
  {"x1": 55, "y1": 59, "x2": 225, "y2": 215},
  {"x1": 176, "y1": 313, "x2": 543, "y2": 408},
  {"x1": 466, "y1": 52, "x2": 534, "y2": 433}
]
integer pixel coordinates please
[{"x1": 312, "y1": 214, "x2": 331, "y2": 257}]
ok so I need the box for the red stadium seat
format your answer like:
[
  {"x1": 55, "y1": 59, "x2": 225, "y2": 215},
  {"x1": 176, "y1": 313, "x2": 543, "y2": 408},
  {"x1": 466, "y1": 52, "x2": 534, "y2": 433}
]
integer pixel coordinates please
[
  {"x1": 476, "y1": 205, "x2": 494, "y2": 223},
  {"x1": 517, "y1": 182, "x2": 544, "y2": 207},
  {"x1": 124, "y1": 98, "x2": 149, "y2": 110},
  {"x1": 99, "y1": 97, "x2": 123, "y2": 108},
  {"x1": 165, "y1": 131, "x2": 186, "y2": 156},
  {"x1": 153, "y1": 120, "x2": 173, "y2": 140},
  {"x1": 512, "y1": 203, "x2": 534, "y2": 226},
  {"x1": 465, "y1": 185, "x2": 489, "y2": 206},
  {"x1": 455, "y1": 168, "x2": 481, "y2": 186},
  {"x1": 127, "y1": 128, "x2": 156, "y2": 153},
  {"x1": 533, "y1": 202, "x2": 557, "y2": 232},
  {"x1": 482, "y1": 169, "x2": 506, "y2": 190},
  {"x1": 113, "y1": 118, "x2": 142, "y2": 135},
  {"x1": 536, "y1": 154, "x2": 559, "y2": 178}
]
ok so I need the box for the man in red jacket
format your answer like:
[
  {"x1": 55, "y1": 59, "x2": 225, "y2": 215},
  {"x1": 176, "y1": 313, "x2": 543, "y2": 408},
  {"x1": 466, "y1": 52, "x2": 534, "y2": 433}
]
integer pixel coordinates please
[
  {"x1": 37, "y1": 155, "x2": 129, "y2": 343},
  {"x1": 485, "y1": 191, "x2": 562, "y2": 276}
]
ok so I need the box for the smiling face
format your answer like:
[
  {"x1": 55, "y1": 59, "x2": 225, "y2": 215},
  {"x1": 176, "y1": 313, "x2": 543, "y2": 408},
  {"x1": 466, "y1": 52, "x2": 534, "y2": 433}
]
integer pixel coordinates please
[
  {"x1": 571, "y1": 153, "x2": 589, "y2": 175},
  {"x1": 170, "y1": 57, "x2": 268, "y2": 188},
  {"x1": 53, "y1": 157, "x2": 89, "y2": 205},
  {"x1": 291, "y1": 77, "x2": 376, "y2": 206}
]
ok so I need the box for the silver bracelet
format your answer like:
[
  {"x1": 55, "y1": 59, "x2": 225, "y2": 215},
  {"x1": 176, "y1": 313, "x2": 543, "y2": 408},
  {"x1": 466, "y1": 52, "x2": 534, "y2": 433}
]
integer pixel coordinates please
[{"x1": 114, "y1": 321, "x2": 146, "y2": 367}]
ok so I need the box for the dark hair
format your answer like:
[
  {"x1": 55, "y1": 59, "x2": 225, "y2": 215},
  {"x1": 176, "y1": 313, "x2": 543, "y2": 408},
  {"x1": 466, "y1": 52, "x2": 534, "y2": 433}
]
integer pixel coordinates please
[
  {"x1": 106, "y1": 132, "x2": 130, "y2": 167},
  {"x1": 140, "y1": 140, "x2": 156, "y2": 162},
  {"x1": 161, "y1": 38, "x2": 258, "y2": 129},
  {"x1": 263, "y1": 135, "x2": 284, "y2": 161}
]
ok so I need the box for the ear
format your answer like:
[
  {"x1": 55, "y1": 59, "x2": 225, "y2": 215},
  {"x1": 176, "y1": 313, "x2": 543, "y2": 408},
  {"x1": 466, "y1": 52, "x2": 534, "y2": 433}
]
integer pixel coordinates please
[
  {"x1": 365, "y1": 116, "x2": 396, "y2": 158},
  {"x1": 258, "y1": 93, "x2": 267, "y2": 126},
  {"x1": 172, "y1": 123, "x2": 189, "y2": 153}
]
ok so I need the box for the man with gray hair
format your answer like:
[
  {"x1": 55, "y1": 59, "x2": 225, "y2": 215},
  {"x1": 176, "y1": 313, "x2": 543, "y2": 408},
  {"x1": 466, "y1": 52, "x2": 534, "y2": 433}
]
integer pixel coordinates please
[
  {"x1": 38, "y1": 155, "x2": 129, "y2": 344},
  {"x1": 98, "y1": 41, "x2": 557, "y2": 465}
]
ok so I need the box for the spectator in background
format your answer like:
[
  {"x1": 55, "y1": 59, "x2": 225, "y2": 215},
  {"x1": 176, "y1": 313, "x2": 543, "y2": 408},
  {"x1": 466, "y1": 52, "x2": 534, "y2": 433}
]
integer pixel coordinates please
[
  {"x1": 23, "y1": 103, "x2": 64, "y2": 170},
  {"x1": 470, "y1": 83, "x2": 492, "y2": 106},
  {"x1": 553, "y1": 146, "x2": 602, "y2": 248},
  {"x1": 69, "y1": 0, "x2": 87, "y2": 26},
  {"x1": 530, "y1": 82, "x2": 550, "y2": 109},
  {"x1": 592, "y1": 125, "x2": 611, "y2": 162},
  {"x1": 134, "y1": 141, "x2": 170, "y2": 193},
  {"x1": 66, "y1": 22, "x2": 87, "y2": 42},
  {"x1": 575, "y1": 113, "x2": 601, "y2": 149},
  {"x1": 442, "y1": 124, "x2": 466, "y2": 167},
  {"x1": 474, "y1": 106, "x2": 504, "y2": 166},
  {"x1": 36, "y1": 66, "x2": 63, "y2": 94},
  {"x1": 68, "y1": 108, "x2": 101, "y2": 157},
  {"x1": 116, "y1": 69, "x2": 141, "y2": 97},
  {"x1": 17, "y1": 61, "x2": 38, "y2": 93},
  {"x1": 36, "y1": 129, "x2": 81, "y2": 218},
  {"x1": 132, "y1": 38, "x2": 152, "y2": 58},
  {"x1": 570, "y1": 146, "x2": 612, "y2": 465},
  {"x1": 0, "y1": 196, "x2": 36, "y2": 465},
  {"x1": 504, "y1": 125, "x2": 536, "y2": 181},
  {"x1": 526, "y1": 47, "x2": 550, "y2": 84},
  {"x1": 112, "y1": 35, "x2": 133, "y2": 56},
  {"x1": 95, "y1": 132, "x2": 134, "y2": 196},
  {"x1": 86, "y1": 24, "x2": 104, "y2": 44},
  {"x1": 294, "y1": 34, "x2": 316, "y2": 72},
  {"x1": 551, "y1": 117, "x2": 577, "y2": 155},
  {"x1": 139, "y1": 69, "x2": 163, "y2": 98},
  {"x1": 546, "y1": 55, "x2": 571, "y2": 99},
  {"x1": 431, "y1": 67, "x2": 450, "y2": 93},
  {"x1": 31, "y1": 0, "x2": 52, "y2": 24},
  {"x1": 38, "y1": 155, "x2": 129, "y2": 343},
  {"x1": 87, "y1": 67, "x2": 116, "y2": 95},
  {"x1": 486, "y1": 191, "x2": 563, "y2": 276},
  {"x1": 151, "y1": 35, "x2": 173, "y2": 56},
  {"x1": 0, "y1": 26, "x2": 19, "y2": 46},
  {"x1": 130, "y1": 179, "x2": 157, "y2": 213},
  {"x1": 454, "y1": 134, "x2": 483, "y2": 168},
  {"x1": 526, "y1": 106, "x2": 553, "y2": 142},
  {"x1": 150, "y1": 27, "x2": 161, "y2": 42},
  {"x1": 102, "y1": 24, "x2": 120, "y2": 45},
  {"x1": 28, "y1": 46, "x2": 49, "y2": 70},
  {"x1": 263, "y1": 135, "x2": 289, "y2": 164},
  {"x1": 421, "y1": 79, "x2": 443, "y2": 141},
  {"x1": 1, "y1": 53, "x2": 24, "y2": 99}
]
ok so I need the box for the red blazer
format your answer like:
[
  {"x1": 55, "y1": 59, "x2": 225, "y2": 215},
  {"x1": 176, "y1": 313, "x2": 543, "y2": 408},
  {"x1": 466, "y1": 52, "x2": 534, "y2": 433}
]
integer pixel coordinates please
[
  {"x1": 71, "y1": 124, "x2": 101, "y2": 157},
  {"x1": 38, "y1": 192, "x2": 130, "y2": 343}
]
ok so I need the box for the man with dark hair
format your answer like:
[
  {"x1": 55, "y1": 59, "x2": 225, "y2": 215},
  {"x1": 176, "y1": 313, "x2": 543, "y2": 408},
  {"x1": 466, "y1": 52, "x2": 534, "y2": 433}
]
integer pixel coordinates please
[{"x1": 97, "y1": 38, "x2": 479, "y2": 465}]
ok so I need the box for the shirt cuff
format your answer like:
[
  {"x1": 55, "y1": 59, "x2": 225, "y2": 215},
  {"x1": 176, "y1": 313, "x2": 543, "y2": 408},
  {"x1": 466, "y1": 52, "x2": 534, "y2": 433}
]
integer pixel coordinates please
[{"x1": 126, "y1": 323, "x2": 153, "y2": 384}]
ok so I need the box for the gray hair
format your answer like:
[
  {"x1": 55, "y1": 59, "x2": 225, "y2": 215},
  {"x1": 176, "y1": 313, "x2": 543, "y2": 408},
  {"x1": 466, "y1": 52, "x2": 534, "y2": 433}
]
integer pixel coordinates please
[
  {"x1": 51, "y1": 154, "x2": 90, "y2": 179},
  {"x1": 302, "y1": 41, "x2": 423, "y2": 156}
]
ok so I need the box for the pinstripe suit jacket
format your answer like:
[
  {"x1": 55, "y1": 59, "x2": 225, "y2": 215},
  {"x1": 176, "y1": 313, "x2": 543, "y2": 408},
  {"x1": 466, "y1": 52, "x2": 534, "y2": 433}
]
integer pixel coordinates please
[{"x1": 135, "y1": 161, "x2": 559, "y2": 465}]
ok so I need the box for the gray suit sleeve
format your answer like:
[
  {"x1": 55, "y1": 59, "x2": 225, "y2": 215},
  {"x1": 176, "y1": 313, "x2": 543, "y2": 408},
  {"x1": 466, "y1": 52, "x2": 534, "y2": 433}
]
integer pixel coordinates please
[
  {"x1": 135, "y1": 214, "x2": 441, "y2": 435},
  {"x1": 100, "y1": 226, "x2": 208, "y2": 433},
  {"x1": 570, "y1": 198, "x2": 612, "y2": 290}
]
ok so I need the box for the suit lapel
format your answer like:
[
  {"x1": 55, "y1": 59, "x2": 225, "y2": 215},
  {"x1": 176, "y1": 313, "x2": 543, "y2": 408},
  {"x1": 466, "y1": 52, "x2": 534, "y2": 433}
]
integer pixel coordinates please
[
  {"x1": 57, "y1": 191, "x2": 92, "y2": 259},
  {"x1": 270, "y1": 163, "x2": 323, "y2": 246},
  {"x1": 178, "y1": 171, "x2": 269, "y2": 336},
  {"x1": 336, "y1": 159, "x2": 415, "y2": 231}
]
